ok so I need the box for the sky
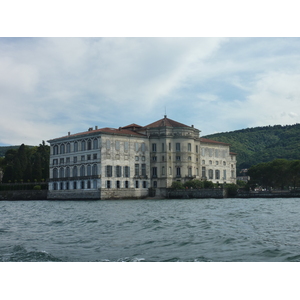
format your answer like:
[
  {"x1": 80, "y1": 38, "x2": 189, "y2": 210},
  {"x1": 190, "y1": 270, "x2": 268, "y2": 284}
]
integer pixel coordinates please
[{"x1": 1, "y1": 37, "x2": 300, "y2": 146}]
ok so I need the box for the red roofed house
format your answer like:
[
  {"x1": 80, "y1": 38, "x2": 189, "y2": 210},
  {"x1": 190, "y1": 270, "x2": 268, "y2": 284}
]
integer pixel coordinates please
[{"x1": 47, "y1": 116, "x2": 236, "y2": 199}]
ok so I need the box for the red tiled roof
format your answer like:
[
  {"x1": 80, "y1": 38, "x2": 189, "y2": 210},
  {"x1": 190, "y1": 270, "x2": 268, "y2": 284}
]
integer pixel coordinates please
[
  {"x1": 121, "y1": 123, "x2": 143, "y2": 129},
  {"x1": 48, "y1": 127, "x2": 145, "y2": 142},
  {"x1": 144, "y1": 117, "x2": 190, "y2": 128},
  {"x1": 200, "y1": 138, "x2": 230, "y2": 146}
]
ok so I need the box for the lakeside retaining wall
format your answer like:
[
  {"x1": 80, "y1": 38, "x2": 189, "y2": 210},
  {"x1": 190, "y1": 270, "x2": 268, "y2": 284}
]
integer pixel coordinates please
[
  {"x1": 166, "y1": 188, "x2": 227, "y2": 199},
  {"x1": 0, "y1": 190, "x2": 48, "y2": 200}
]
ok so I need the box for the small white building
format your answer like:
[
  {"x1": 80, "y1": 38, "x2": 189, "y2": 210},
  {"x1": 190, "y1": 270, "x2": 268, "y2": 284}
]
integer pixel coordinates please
[{"x1": 47, "y1": 116, "x2": 236, "y2": 199}]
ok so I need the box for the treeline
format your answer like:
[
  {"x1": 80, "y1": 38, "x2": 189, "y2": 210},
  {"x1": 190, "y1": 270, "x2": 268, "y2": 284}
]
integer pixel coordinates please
[
  {"x1": 204, "y1": 123, "x2": 300, "y2": 172},
  {"x1": 0, "y1": 142, "x2": 50, "y2": 183},
  {"x1": 247, "y1": 159, "x2": 300, "y2": 190}
]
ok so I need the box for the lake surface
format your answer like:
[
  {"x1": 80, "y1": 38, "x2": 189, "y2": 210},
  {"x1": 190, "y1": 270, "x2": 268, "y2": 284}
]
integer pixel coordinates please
[{"x1": 1, "y1": 198, "x2": 300, "y2": 262}]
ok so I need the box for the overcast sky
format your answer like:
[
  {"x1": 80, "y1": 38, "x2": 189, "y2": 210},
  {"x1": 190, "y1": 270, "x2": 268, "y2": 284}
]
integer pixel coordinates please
[{"x1": 1, "y1": 37, "x2": 300, "y2": 145}]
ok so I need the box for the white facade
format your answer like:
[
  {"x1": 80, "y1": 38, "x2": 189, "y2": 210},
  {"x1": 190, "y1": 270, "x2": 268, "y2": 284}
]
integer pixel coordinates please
[{"x1": 47, "y1": 117, "x2": 236, "y2": 199}]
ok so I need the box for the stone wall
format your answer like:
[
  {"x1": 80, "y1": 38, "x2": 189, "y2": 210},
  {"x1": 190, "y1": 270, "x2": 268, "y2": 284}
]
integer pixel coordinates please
[
  {"x1": 165, "y1": 188, "x2": 227, "y2": 199},
  {"x1": 47, "y1": 190, "x2": 101, "y2": 200},
  {"x1": 0, "y1": 190, "x2": 48, "y2": 200}
]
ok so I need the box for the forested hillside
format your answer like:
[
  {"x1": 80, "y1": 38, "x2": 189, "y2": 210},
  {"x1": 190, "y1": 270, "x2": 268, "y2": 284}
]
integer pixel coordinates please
[{"x1": 204, "y1": 124, "x2": 300, "y2": 172}]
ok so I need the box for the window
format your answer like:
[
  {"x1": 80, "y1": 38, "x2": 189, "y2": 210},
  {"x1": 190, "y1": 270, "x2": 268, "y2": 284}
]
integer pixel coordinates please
[
  {"x1": 87, "y1": 165, "x2": 92, "y2": 176},
  {"x1": 60, "y1": 144, "x2": 65, "y2": 154},
  {"x1": 66, "y1": 167, "x2": 70, "y2": 177},
  {"x1": 135, "y1": 156, "x2": 139, "y2": 161},
  {"x1": 141, "y1": 164, "x2": 146, "y2": 176},
  {"x1": 209, "y1": 160, "x2": 212, "y2": 165},
  {"x1": 169, "y1": 143, "x2": 171, "y2": 151},
  {"x1": 60, "y1": 158, "x2": 64, "y2": 164},
  {"x1": 231, "y1": 170, "x2": 235, "y2": 178},
  {"x1": 66, "y1": 157, "x2": 70, "y2": 164},
  {"x1": 208, "y1": 169, "x2": 213, "y2": 179},
  {"x1": 80, "y1": 165, "x2": 85, "y2": 176},
  {"x1": 73, "y1": 166, "x2": 78, "y2": 177},
  {"x1": 188, "y1": 167, "x2": 192, "y2": 177},
  {"x1": 141, "y1": 143, "x2": 145, "y2": 152},
  {"x1": 87, "y1": 180, "x2": 91, "y2": 189},
  {"x1": 81, "y1": 181, "x2": 85, "y2": 189},
  {"x1": 196, "y1": 168, "x2": 199, "y2": 176},
  {"x1": 87, "y1": 140, "x2": 92, "y2": 150},
  {"x1": 60, "y1": 182, "x2": 64, "y2": 190},
  {"x1": 53, "y1": 168, "x2": 58, "y2": 179},
  {"x1": 74, "y1": 156, "x2": 77, "y2": 163},
  {"x1": 135, "y1": 164, "x2": 139, "y2": 176},
  {"x1": 143, "y1": 181, "x2": 147, "y2": 188},
  {"x1": 53, "y1": 145, "x2": 58, "y2": 155},
  {"x1": 162, "y1": 143, "x2": 165, "y2": 152},
  {"x1": 125, "y1": 181, "x2": 129, "y2": 188},
  {"x1": 81, "y1": 141, "x2": 86, "y2": 151},
  {"x1": 116, "y1": 180, "x2": 120, "y2": 188},
  {"x1": 106, "y1": 166, "x2": 112, "y2": 177},
  {"x1": 216, "y1": 161, "x2": 219, "y2": 165},
  {"x1": 176, "y1": 143, "x2": 180, "y2": 152},
  {"x1": 93, "y1": 139, "x2": 98, "y2": 149},
  {"x1": 73, "y1": 181, "x2": 77, "y2": 189},
  {"x1": 176, "y1": 167, "x2": 181, "y2": 177},
  {"x1": 142, "y1": 156, "x2": 145, "y2": 161},
  {"x1": 124, "y1": 166, "x2": 130, "y2": 178},
  {"x1": 135, "y1": 181, "x2": 139, "y2": 188},
  {"x1": 59, "y1": 168, "x2": 64, "y2": 178},
  {"x1": 53, "y1": 182, "x2": 58, "y2": 190},
  {"x1": 87, "y1": 155, "x2": 91, "y2": 160},
  {"x1": 176, "y1": 156, "x2": 181, "y2": 161},
  {"x1": 188, "y1": 143, "x2": 191, "y2": 152},
  {"x1": 91, "y1": 164, "x2": 97, "y2": 176},
  {"x1": 66, "y1": 182, "x2": 69, "y2": 190},
  {"x1": 169, "y1": 167, "x2": 172, "y2": 175},
  {"x1": 93, "y1": 154, "x2": 97, "y2": 160},
  {"x1": 93, "y1": 180, "x2": 97, "y2": 189},
  {"x1": 116, "y1": 141, "x2": 120, "y2": 150},
  {"x1": 223, "y1": 161, "x2": 226, "y2": 166},
  {"x1": 202, "y1": 160, "x2": 205, "y2": 164},
  {"x1": 107, "y1": 180, "x2": 111, "y2": 188},
  {"x1": 81, "y1": 155, "x2": 85, "y2": 161},
  {"x1": 135, "y1": 142, "x2": 139, "y2": 152},
  {"x1": 188, "y1": 156, "x2": 191, "y2": 161},
  {"x1": 74, "y1": 142, "x2": 78, "y2": 152},
  {"x1": 202, "y1": 167, "x2": 206, "y2": 178},
  {"x1": 196, "y1": 145, "x2": 199, "y2": 153},
  {"x1": 223, "y1": 170, "x2": 227, "y2": 180},
  {"x1": 106, "y1": 140, "x2": 111, "y2": 149},
  {"x1": 153, "y1": 181, "x2": 157, "y2": 188},
  {"x1": 53, "y1": 159, "x2": 58, "y2": 165},
  {"x1": 152, "y1": 156, "x2": 157, "y2": 161},
  {"x1": 215, "y1": 170, "x2": 220, "y2": 180},
  {"x1": 152, "y1": 167, "x2": 157, "y2": 178},
  {"x1": 66, "y1": 143, "x2": 71, "y2": 153},
  {"x1": 162, "y1": 166, "x2": 165, "y2": 175},
  {"x1": 116, "y1": 166, "x2": 122, "y2": 177},
  {"x1": 162, "y1": 155, "x2": 165, "y2": 162},
  {"x1": 152, "y1": 143, "x2": 157, "y2": 152},
  {"x1": 124, "y1": 141, "x2": 129, "y2": 151}
]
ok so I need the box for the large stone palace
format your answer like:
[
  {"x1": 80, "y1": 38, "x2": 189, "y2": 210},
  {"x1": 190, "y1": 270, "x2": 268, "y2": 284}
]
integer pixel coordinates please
[{"x1": 47, "y1": 116, "x2": 236, "y2": 199}]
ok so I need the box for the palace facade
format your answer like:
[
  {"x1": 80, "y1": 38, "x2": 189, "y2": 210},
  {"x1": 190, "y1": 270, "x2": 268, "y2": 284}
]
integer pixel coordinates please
[{"x1": 47, "y1": 116, "x2": 236, "y2": 199}]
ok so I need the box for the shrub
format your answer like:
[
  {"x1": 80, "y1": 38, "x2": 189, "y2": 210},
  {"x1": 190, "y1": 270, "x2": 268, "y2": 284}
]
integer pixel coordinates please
[{"x1": 33, "y1": 185, "x2": 41, "y2": 190}]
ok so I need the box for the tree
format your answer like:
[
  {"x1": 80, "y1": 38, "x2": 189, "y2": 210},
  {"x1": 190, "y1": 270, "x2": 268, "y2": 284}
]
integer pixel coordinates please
[{"x1": 170, "y1": 181, "x2": 184, "y2": 189}]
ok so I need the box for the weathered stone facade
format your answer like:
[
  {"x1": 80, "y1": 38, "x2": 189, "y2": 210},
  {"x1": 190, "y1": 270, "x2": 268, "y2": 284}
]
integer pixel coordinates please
[{"x1": 47, "y1": 116, "x2": 236, "y2": 200}]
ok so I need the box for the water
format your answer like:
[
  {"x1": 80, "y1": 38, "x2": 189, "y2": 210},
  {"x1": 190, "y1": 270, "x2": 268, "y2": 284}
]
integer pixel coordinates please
[{"x1": 1, "y1": 198, "x2": 300, "y2": 262}]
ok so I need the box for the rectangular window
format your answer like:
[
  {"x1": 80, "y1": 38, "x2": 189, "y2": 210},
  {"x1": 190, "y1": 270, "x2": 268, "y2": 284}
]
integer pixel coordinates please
[
  {"x1": 152, "y1": 143, "x2": 157, "y2": 152},
  {"x1": 116, "y1": 166, "x2": 122, "y2": 177},
  {"x1": 125, "y1": 181, "x2": 129, "y2": 188},
  {"x1": 73, "y1": 157, "x2": 77, "y2": 163},
  {"x1": 152, "y1": 167, "x2": 157, "y2": 178},
  {"x1": 188, "y1": 143, "x2": 191, "y2": 152},
  {"x1": 162, "y1": 166, "x2": 165, "y2": 175},
  {"x1": 135, "y1": 142, "x2": 139, "y2": 152},
  {"x1": 188, "y1": 167, "x2": 192, "y2": 176},
  {"x1": 87, "y1": 140, "x2": 92, "y2": 150},
  {"x1": 106, "y1": 140, "x2": 111, "y2": 149},
  {"x1": 106, "y1": 165, "x2": 112, "y2": 177},
  {"x1": 81, "y1": 155, "x2": 85, "y2": 161},
  {"x1": 107, "y1": 180, "x2": 111, "y2": 188},
  {"x1": 124, "y1": 141, "x2": 129, "y2": 151},
  {"x1": 176, "y1": 156, "x2": 181, "y2": 161},
  {"x1": 152, "y1": 156, "x2": 157, "y2": 161},
  {"x1": 53, "y1": 159, "x2": 58, "y2": 165},
  {"x1": 143, "y1": 181, "x2": 147, "y2": 188},
  {"x1": 135, "y1": 164, "x2": 139, "y2": 176},
  {"x1": 115, "y1": 140, "x2": 120, "y2": 150},
  {"x1": 176, "y1": 167, "x2": 181, "y2": 177},
  {"x1": 135, "y1": 181, "x2": 139, "y2": 188},
  {"x1": 135, "y1": 156, "x2": 139, "y2": 161},
  {"x1": 66, "y1": 157, "x2": 70, "y2": 164},
  {"x1": 202, "y1": 167, "x2": 206, "y2": 178},
  {"x1": 196, "y1": 145, "x2": 199, "y2": 153},
  {"x1": 162, "y1": 155, "x2": 165, "y2": 161},
  {"x1": 176, "y1": 143, "x2": 180, "y2": 151},
  {"x1": 223, "y1": 170, "x2": 227, "y2": 180},
  {"x1": 162, "y1": 143, "x2": 165, "y2": 152},
  {"x1": 124, "y1": 166, "x2": 130, "y2": 177},
  {"x1": 141, "y1": 164, "x2": 146, "y2": 176},
  {"x1": 169, "y1": 143, "x2": 171, "y2": 151},
  {"x1": 116, "y1": 181, "x2": 120, "y2": 188},
  {"x1": 142, "y1": 156, "x2": 145, "y2": 161},
  {"x1": 141, "y1": 143, "x2": 145, "y2": 152},
  {"x1": 93, "y1": 153, "x2": 97, "y2": 160},
  {"x1": 60, "y1": 158, "x2": 64, "y2": 164},
  {"x1": 87, "y1": 155, "x2": 91, "y2": 160}
]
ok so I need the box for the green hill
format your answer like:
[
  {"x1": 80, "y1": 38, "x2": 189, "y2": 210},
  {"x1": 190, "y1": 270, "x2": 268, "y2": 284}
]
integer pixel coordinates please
[
  {"x1": 0, "y1": 146, "x2": 20, "y2": 157},
  {"x1": 203, "y1": 124, "x2": 300, "y2": 172}
]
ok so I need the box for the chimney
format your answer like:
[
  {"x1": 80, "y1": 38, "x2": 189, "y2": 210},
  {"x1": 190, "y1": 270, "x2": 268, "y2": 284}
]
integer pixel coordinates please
[
  {"x1": 68, "y1": 132, "x2": 70, "y2": 136},
  {"x1": 95, "y1": 126, "x2": 98, "y2": 130}
]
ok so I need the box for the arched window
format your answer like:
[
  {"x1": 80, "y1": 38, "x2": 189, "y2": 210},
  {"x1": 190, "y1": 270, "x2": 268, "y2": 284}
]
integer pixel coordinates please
[
  {"x1": 60, "y1": 144, "x2": 65, "y2": 154},
  {"x1": 81, "y1": 181, "x2": 85, "y2": 189},
  {"x1": 59, "y1": 167, "x2": 64, "y2": 178},
  {"x1": 87, "y1": 139, "x2": 92, "y2": 150},
  {"x1": 92, "y1": 164, "x2": 98, "y2": 175},
  {"x1": 73, "y1": 166, "x2": 78, "y2": 177},
  {"x1": 208, "y1": 169, "x2": 213, "y2": 179},
  {"x1": 87, "y1": 165, "x2": 91, "y2": 176},
  {"x1": 53, "y1": 182, "x2": 58, "y2": 190},
  {"x1": 66, "y1": 143, "x2": 71, "y2": 153},
  {"x1": 74, "y1": 142, "x2": 78, "y2": 152},
  {"x1": 87, "y1": 180, "x2": 91, "y2": 189},
  {"x1": 81, "y1": 140, "x2": 86, "y2": 151},
  {"x1": 53, "y1": 168, "x2": 58, "y2": 179},
  {"x1": 80, "y1": 165, "x2": 85, "y2": 176},
  {"x1": 93, "y1": 138, "x2": 98, "y2": 149},
  {"x1": 66, "y1": 167, "x2": 70, "y2": 177},
  {"x1": 53, "y1": 145, "x2": 58, "y2": 155},
  {"x1": 215, "y1": 170, "x2": 220, "y2": 180}
]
